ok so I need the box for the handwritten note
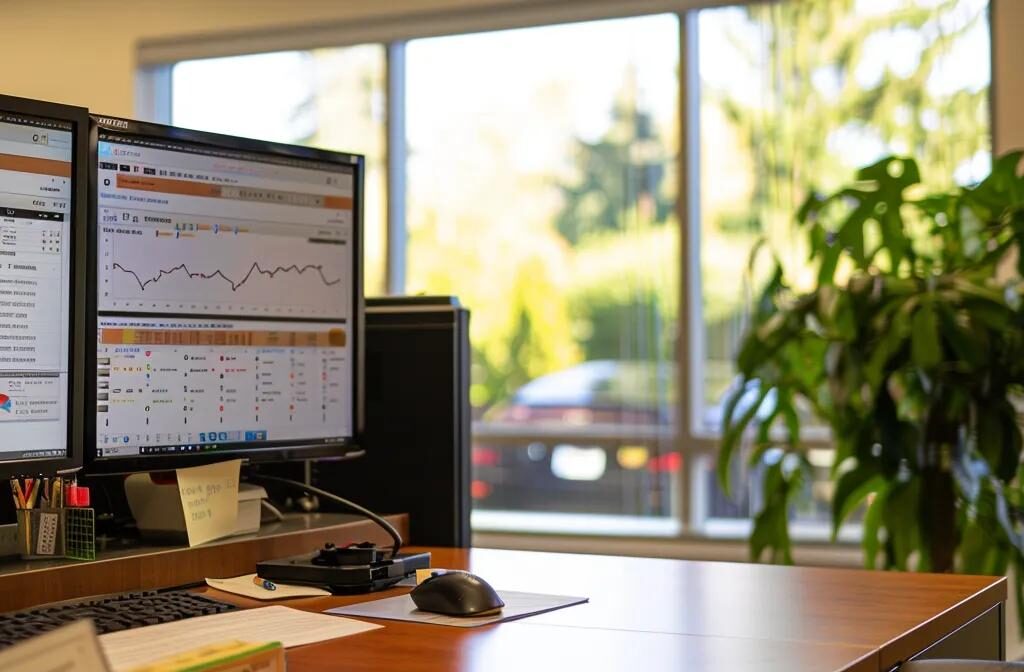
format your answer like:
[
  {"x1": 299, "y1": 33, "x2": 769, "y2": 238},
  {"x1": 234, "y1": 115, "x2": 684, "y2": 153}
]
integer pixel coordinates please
[{"x1": 176, "y1": 459, "x2": 241, "y2": 546}]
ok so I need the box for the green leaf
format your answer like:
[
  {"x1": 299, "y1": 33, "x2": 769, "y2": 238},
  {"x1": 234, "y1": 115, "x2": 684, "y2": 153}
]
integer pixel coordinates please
[
  {"x1": 959, "y1": 518, "x2": 1005, "y2": 576},
  {"x1": 718, "y1": 384, "x2": 771, "y2": 496},
  {"x1": 838, "y1": 204, "x2": 868, "y2": 264},
  {"x1": 831, "y1": 461, "x2": 884, "y2": 540},
  {"x1": 862, "y1": 484, "x2": 888, "y2": 569},
  {"x1": 883, "y1": 478, "x2": 922, "y2": 571},
  {"x1": 910, "y1": 302, "x2": 941, "y2": 369},
  {"x1": 797, "y1": 191, "x2": 825, "y2": 224},
  {"x1": 750, "y1": 457, "x2": 805, "y2": 565},
  {"x1": 817, "y1": 243, "x2": 842, "y2": 286},
  {"x1": 937, "y1": 306, "x2": 985, "y2": 368}
]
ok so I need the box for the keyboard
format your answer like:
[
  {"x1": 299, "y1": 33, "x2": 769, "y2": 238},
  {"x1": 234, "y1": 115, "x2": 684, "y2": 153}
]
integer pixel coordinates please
[{"x1": 0, "y1": 589, "x2": 238, "y2": 647}]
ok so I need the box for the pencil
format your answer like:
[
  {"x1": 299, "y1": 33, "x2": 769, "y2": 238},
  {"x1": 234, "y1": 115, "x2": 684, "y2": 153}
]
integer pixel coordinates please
[{"x1": 12, "y1": 480, "x2": 26, "y2": 509}]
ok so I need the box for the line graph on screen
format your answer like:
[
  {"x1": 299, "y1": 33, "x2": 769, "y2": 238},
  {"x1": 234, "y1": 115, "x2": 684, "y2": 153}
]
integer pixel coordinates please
[{"x1": 99, "y1": 221, "x2": 349, "y2": 318}]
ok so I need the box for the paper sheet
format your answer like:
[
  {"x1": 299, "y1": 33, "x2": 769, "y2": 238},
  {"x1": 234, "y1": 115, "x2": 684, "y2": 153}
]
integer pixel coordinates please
[
  {"x1": 176, "y1": 459, "x2": 241, "y2": 546},
  {"x1": 100, "y1": 606, "x2": 381, "y2": 672},
  {"x1": 0, "y1": 620, "x2": 112, "y2": 672},
  {"x1": 326, "y1": 590, "x2": 588, "y2": 628},
  {"x1": 206, "y1": 574, "x2": 332, "y2": 600}
]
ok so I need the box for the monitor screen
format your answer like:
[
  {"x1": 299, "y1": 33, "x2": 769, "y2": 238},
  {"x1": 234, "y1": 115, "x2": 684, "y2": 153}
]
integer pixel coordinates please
[
  {"x1": 0, "y1": 105, "x2": 78, "y2": 470},
  {"x1": 90, "y1": 119, "x2": 362, "y2": 471}
]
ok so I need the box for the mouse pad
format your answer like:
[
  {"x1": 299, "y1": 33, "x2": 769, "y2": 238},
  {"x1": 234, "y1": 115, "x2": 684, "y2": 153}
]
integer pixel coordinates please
[{"x1": 324, "y1": 590, "x2": 588, "y2": 628}]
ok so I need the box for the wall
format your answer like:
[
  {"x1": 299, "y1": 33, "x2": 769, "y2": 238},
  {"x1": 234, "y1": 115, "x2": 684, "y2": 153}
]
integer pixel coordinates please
[
  {"x1": 994, "y1": 0, "x2": 1024, "y2": 153},
  {"x1": 0, "y1": 0, "x2": 515, "y2": 116}
]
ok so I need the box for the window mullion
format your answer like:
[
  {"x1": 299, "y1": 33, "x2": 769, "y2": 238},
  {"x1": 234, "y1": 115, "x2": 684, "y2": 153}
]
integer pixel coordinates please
[{"x1": 385, "y1": 41, "x2": 408, "y2": 295}]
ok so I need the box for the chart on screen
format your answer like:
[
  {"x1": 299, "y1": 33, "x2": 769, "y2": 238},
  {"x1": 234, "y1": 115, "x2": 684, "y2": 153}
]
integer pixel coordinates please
[{"x1": 97, "y1": 208, "x2": 349, "y2": 318}]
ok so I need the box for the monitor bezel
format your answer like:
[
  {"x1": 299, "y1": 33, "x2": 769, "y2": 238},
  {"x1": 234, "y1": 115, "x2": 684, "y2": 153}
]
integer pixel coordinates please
[
  {"x1": 0, "y1": 94, "x2": 88, "y2": 479},
  {"x1": 85, "y1": 115, "x2": 365, "y2": 475}
]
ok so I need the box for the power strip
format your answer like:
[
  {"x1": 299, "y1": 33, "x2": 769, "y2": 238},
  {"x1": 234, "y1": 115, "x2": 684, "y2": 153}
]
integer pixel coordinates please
[{"x1": 0, "y1": 523, "x2": 19, "y2": 557}]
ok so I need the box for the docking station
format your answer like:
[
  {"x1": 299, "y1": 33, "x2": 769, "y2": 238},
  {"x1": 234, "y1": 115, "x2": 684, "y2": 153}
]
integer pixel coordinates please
[{"x1": 256, "y1": 542, "x2": 431, "y2": 593}]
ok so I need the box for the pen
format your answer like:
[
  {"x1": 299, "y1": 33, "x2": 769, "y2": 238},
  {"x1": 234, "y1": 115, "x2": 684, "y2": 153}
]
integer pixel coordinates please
[
  {"x1": 252, "y1": 576, "x2": 276, "y2": 591},
  {"x1": 12, "y1": 479, "x2": 26, "y2": 509},
  {"x1": 23, "y1": 479, "x2": 33, "y2": 510},
  {"x1": 26, "y1": 479, "x2": 40, "y2": 510}
]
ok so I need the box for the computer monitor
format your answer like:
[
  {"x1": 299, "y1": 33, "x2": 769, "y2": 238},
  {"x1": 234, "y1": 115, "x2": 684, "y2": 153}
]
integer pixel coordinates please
[
  {"x1": 87, "y1": 116, "x2": 363, "y2": 474},
  {"x1": 0, "y1": 95, "x2": 87, "y2": 478}
]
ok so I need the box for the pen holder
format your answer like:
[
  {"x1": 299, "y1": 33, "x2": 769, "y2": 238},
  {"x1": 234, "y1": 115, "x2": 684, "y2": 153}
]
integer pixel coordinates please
[{"x1": 16, "y1": 508, "x2": 67, "y2": 559}]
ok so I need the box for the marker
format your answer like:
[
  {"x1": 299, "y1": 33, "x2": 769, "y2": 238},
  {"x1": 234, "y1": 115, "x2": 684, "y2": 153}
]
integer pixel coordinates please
[{"x1": 252, "y1": 576, "x2": 276, "y2": 591}]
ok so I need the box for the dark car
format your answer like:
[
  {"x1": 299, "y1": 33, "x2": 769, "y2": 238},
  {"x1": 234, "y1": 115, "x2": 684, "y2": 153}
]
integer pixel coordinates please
[
  {"x1": 471, "y1": 361, "x2": 830, "y2": 525},
  {"x1": 471, "y1": 360, "x2": 679, "y2": 517}
]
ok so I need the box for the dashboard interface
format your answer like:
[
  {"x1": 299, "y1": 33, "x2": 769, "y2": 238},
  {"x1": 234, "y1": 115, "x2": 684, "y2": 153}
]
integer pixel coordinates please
[
  {"x1": 94, "y1": 130, "x2": 356, "y2": 460},
  {"x1": 0, "y1": 112, "x2": 74, "y2": 463}
]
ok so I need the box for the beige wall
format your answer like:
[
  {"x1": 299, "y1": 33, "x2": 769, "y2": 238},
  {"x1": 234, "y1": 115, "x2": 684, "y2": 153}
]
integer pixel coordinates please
[
  {"x1": 0, "y1": 0, "x2": 511, "y2": 116},
  {"x1": 994, "y1": 0, "x2": 1024, "y2": 153}
]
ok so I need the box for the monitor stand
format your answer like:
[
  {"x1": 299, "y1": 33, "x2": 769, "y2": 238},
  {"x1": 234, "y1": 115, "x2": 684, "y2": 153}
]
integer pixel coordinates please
[{"x1": 124, "y1": 472, "x2": 267, "y2": 542}]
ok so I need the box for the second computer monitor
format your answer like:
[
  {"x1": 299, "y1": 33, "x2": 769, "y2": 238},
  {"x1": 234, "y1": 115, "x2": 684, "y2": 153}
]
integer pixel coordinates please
[
  {"x1": 0, "y1": 95, "x2": 87, "y2": 478},
  {"x1": 88, "y1": 116, "x2": 363, "y2": 474}
]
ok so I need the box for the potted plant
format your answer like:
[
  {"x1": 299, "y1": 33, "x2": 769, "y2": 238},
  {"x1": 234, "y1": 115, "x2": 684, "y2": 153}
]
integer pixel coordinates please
[{"x1": 719, "y1": 153, "x2": 1024, "y2": 591}]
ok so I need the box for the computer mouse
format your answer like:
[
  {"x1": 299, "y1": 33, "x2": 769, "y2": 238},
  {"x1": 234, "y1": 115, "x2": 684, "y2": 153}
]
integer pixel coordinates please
[{"x1": 410, "y1": 570, "x2": 505, "y2": 617}]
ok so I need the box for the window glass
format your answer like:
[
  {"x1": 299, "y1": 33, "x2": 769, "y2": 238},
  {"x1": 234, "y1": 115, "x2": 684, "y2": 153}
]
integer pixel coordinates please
[
  {"x1": 406, "y1": 15, "x2": 682, "y2": 531},
  {"x1": 695, "y1": 0, "x2": 991, "y2": 529}
]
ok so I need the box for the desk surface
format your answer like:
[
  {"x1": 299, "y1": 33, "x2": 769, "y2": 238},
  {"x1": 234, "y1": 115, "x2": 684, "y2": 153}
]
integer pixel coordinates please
[{"x1": 201, "y1": 547, "x2": 1006, "y2": 672}]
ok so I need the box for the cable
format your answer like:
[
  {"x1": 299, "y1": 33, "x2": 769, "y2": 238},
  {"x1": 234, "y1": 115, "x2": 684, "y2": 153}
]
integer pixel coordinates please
[
  {"x1": 245, "y1": 474, "x2": 402, "y2": 557},
  {"x1": 260, "y1": 499, "x2": 286, "y2": 522}
]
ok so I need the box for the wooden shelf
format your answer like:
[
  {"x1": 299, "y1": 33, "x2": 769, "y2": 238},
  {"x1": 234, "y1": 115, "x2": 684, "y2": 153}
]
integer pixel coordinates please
[{"x1": 0, "y1": 512, "x2": 408, "y2": 611}]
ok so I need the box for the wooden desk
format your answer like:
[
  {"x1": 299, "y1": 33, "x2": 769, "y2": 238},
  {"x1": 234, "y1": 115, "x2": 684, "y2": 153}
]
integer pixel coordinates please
[{"x1": 201, "y1": 548, "x2": 1006, "y2": 672}]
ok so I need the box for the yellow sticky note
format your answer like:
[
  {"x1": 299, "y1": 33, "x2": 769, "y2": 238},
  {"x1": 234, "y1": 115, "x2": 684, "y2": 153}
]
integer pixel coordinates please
[
  {"x1": 176, "y1": 459, "x2": 241, "y2": 547},
  {"x1": 415, "y1": 569, "x2": 435, "y2": 585}
]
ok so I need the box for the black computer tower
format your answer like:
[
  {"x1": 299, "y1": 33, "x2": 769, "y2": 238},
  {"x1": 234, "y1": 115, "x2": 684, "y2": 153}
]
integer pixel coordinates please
[{"x1": 313, "y1": 296, "x2": 472, "y2": 547}]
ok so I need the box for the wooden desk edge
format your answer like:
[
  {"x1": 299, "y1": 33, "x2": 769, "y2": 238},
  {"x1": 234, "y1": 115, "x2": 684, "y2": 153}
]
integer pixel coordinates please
[{"x1": 879, "y1": 574, "x2": 1008, "y2": 669}]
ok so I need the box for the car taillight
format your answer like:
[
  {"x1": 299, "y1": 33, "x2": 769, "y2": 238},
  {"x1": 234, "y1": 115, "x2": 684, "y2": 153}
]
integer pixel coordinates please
[
  {"x1": 472, "y1": 447, "x2": 500, "y2": 467},
  {"x1": 647, "y1": 452, "x2": 682, "y2": 473},
  {"x1": 471, "y1": 480, "x2": 492, "y2": 499}
]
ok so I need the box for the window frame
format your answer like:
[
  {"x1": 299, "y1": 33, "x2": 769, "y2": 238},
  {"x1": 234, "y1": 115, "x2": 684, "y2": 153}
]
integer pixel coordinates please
[{"x1": 141, "y1": 0, "x2": 1002, "y2": 544}]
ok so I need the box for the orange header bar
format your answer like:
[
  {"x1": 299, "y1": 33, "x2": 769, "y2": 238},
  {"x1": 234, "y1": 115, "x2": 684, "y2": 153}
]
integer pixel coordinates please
[
  {"x1": 116, "y1": 173, "x2": 351, "y2": 211},
  {"x1": 101, "y1": 327, "x2": 347, "y2": 348},
  {"x1": 117, "y1": 174, "x2": 221, "y2": 198},
  {"x1": 0, "y1": 153, "x2": 71, "y2": 178},
  {"x1": 324, "y1": 196, "x2": 354, "y2": 210}
]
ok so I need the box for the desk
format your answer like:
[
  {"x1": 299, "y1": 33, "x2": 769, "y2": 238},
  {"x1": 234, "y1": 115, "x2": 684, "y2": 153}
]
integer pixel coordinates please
[{"x1": 202, "y1": 547, "x2": 1006, "y2": 672}]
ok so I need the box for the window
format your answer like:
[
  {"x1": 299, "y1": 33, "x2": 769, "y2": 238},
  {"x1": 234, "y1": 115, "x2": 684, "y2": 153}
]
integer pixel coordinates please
[
  {"x1": 155, "y1": 0, "x2": 993, "y2": 540},
  {"x1": 693, "y1": 0, "x2": 991, "y2": 530},
  {"x1": 405, "y1": 15, "x2": 681, "y2": 532},
  {"x1": 171, "y1": 47, "x2": 389, "y2": 295}
]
